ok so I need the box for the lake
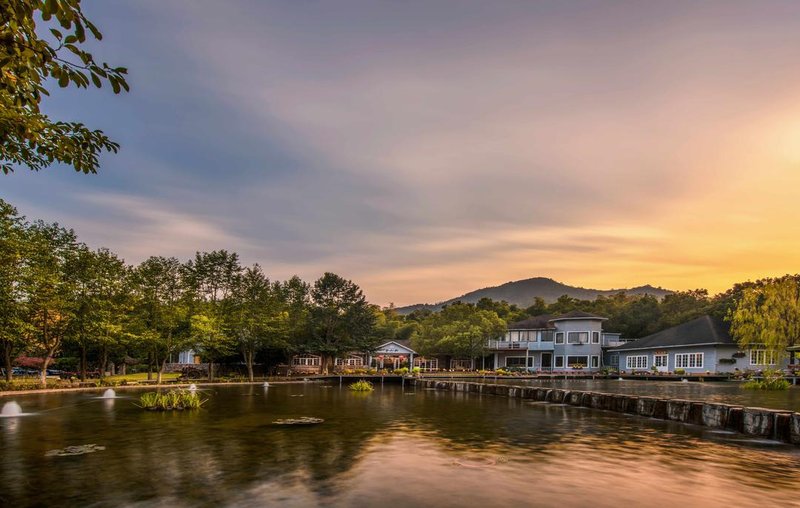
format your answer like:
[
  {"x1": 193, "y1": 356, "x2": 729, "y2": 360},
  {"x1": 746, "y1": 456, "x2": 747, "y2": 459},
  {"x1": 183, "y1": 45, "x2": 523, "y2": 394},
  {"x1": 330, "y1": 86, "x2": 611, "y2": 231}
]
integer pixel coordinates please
[{"x1": 1, "y1": 383, "x2": 799, "y2": 507}]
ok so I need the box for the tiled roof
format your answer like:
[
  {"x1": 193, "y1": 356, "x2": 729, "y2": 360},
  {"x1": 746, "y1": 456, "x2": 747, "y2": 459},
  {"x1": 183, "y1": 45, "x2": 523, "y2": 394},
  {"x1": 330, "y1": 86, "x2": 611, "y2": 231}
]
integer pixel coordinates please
[
  {"x1": 549, "y1": 310, "x2": 607, "y2": 321},
  {"x1": 507, "y1": 314, "x2": 555, "y2": 330},
  {"x1": 611, "y1": 315, "x2": 734, "y2": 351}
]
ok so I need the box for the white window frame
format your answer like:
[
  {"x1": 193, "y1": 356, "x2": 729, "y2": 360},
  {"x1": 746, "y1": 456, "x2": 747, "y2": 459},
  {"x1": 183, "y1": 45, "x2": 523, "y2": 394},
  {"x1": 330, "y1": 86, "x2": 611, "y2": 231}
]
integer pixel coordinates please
[
  {"x1": 749, "y1": 349, "x2": 776, "y2": 366},
  {"x1": 335, "y1": 356, "x2": 364, "y2": 367},
  {"x1": 675, "y1": 353, "x2": 703, "y2": 369},
  {"x1": 626, "y1": 355, "x2": 648, "y2": 370},
  {"x1": 554, "y1": 355, "x2": 565, "y2": 368},
  {"x1": 567, "y1": 332, "x2": 589, "y2": 345},
  {"x1": 653, "y1": 354, "x2": 668, "y2": 368},
  {"x1": 292, "y1": 355, "x2": 321, "y2": 367},
  {"x1": 555, "y1": 332, "x2": 565, "y2": 344},
  {"x1": 414, "y1": 358, "x2": 438, "y2": 371},
  {"x1": 590, "y1": 355, "x2": 600, "y2": 368},
  {"x1": 591, "y1": 331, "x2": 600, "y2": 344},
  {"x1": 566, "y1": 355, "x2": 589, "y2": 368}
]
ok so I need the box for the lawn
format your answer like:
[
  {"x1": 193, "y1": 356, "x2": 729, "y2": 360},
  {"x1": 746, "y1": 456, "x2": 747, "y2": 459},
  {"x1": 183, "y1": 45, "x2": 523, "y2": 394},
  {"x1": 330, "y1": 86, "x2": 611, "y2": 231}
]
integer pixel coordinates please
[{"x1": 105, "y1": 372, "x2": 181, "y2": 382}]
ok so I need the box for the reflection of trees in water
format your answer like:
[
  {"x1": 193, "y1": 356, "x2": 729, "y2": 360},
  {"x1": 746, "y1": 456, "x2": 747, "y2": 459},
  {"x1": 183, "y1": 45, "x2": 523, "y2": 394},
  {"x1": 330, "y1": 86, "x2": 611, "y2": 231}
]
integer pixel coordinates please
[{"x1": 3, "y1": 385, "x2": 800, "y2": 505}]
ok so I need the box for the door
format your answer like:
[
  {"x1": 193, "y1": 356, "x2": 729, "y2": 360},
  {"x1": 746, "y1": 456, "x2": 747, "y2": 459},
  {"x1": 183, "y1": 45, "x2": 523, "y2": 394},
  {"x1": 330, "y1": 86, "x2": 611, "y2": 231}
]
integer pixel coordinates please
[
  {"x1": 654, "y1": 354, "x2": 668, "y2": 373},
  {"x1": 541, "y1": 353, "x2": 552, "y2": 371}
]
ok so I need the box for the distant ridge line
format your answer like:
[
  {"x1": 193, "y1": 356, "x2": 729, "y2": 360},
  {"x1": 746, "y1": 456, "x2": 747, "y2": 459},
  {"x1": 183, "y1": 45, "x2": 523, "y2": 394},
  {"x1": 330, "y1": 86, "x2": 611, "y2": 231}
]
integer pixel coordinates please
[{"x1": 395, "y1": 277, "x2": 671, "y2": 314}]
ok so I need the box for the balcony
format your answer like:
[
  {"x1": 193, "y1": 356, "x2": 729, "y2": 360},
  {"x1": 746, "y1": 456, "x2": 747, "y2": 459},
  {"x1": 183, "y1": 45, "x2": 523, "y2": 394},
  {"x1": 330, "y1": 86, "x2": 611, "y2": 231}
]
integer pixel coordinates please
[{"x1": 486, "y1": 340, "x2": 555, "y2": 351}]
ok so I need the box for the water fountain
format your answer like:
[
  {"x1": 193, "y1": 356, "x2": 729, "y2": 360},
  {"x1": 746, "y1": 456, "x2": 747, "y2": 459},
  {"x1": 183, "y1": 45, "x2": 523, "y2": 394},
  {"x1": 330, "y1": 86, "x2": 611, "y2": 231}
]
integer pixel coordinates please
[
  {"x1": 1, "y1": 401, "x2": 24, "y2": 418},
  {"x1": 101, "y1": 389, "x2": 117, "y2": 399},
  {"x1": 189, "y1": 384, "x2": 197, "y2": 392},
  {"x1": 263, "y1": 382, "x2": 270, "y2": 388}
]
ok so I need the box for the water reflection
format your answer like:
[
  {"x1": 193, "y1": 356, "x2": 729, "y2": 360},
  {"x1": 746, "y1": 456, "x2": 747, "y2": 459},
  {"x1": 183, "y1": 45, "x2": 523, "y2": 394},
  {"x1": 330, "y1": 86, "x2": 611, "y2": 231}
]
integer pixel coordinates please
[{"x1": 0, "y1": 385, "x2": 799, "y2": 507}]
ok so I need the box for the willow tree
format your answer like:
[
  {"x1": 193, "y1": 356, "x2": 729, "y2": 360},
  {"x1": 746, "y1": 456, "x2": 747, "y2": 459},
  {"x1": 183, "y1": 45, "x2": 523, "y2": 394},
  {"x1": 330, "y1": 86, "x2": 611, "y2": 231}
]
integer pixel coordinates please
[{"x1": 730, "y1": 277, "x2": 800, "y2": 363}]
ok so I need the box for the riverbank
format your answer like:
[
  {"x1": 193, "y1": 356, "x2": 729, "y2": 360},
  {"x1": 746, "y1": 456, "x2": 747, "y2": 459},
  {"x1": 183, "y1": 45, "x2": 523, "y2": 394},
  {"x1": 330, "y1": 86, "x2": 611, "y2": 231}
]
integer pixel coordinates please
[{"x1": 0, "y1": 379, "x2": 316, "y2": 397}]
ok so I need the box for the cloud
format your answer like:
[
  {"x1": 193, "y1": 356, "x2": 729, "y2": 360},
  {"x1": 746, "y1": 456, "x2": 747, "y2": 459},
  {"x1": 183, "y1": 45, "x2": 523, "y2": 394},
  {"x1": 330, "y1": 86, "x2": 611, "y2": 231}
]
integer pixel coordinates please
[{"x1": 5, "y1": 0, "x2": 800, "y2": 305}]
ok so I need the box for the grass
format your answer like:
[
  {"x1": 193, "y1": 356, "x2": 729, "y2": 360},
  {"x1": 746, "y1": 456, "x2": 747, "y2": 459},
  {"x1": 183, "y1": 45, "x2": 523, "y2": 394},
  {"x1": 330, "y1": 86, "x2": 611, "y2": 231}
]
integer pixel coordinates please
[
  {"x1": 105, "y1": 373, "x2": 181, "y2": 382},
  {"x1": 349, "y1": 379, "x2": 374, "y2": 392},
  {"x1": 137, "y1": 389, "x2": 206, "y2": 411}
]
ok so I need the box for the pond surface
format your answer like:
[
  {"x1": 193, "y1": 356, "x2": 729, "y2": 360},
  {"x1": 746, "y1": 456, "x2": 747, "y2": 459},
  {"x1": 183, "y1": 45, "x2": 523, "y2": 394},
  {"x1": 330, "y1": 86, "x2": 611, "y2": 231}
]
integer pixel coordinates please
[
  {"x1": 2, "y1": 383, "x2": 800, "y2": 507},
  {"x1": 485, "y1": 378, "x2": 800, "y2": 411}
]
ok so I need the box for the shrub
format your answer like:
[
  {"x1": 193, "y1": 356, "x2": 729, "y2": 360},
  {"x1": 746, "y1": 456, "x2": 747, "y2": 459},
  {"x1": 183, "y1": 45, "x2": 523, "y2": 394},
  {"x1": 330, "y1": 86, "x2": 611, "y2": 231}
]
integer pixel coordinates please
[
  {"x1": 393, "y1": 367, "x2": 409, "y2": 376},
  {"x1": 349, "y1": 380, "x2": 374, "y2": 392},
  {"x1": 743, "y1": 369, "x2": 790, "y2": 391},
  {"x1": 674, "y1": 368, "x2": 686, "y2": 375},
  {"x1": 411, "y1": 367, "x2": 421, "y2": 375}
]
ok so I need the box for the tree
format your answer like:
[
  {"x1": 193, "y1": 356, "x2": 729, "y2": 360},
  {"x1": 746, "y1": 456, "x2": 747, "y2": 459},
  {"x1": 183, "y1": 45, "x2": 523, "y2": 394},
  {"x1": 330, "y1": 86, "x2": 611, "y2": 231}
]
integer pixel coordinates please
[
  {"x1": 306, "y1": 273, "x2": 377, "y2": 373},
  {"x1": 730, "y1": 277, "x2": 800, "y2": 362},
  {"x1": 129, "y1": 257, "x2": 191, "y2": 384},
  {"x1": 65, "y1": 246, "x2": 129, "y2": 380},
  {"x1": 0, "y1": 200, "x2": 30, "y2": 381},
  {"x1": 227, "y1": 265, "x2": 289, "y2": 381},
  {"x1": 418, "y1": 302, "x2": 506, "y2": 369},
  {"x1": 189, "y1": 313, "x2": 233, "y2": 381},
  {"x1": 23, "y1": 220, "x2": 78, "y2": 386},
  {"x1": 1, "y1": 0, "x2": 129, "y2": 174}
]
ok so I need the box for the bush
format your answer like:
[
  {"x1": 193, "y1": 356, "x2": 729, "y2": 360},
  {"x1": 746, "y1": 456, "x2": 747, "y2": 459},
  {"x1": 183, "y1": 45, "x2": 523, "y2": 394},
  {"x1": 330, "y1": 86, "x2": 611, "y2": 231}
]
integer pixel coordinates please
[
  {"x1": 411, "y1": 367, "x2": 421, "y2": 375},
  {"x1": 393, "y1": 367, "x2": 409, "y2": 376},
  {"x1": 674, "y1": 368, "x2": 686, "y2": 375},
  {"x1": 349, "y1": 379, "x2": 374, "y2": 392}
]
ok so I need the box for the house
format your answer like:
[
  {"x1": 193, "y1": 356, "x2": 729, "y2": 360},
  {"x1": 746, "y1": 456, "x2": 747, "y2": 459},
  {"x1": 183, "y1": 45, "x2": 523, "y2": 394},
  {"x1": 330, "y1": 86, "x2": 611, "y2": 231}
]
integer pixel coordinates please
[
  {"x1": 289, "y1": 340, "x2": 422, "y2": 374},
  {"x1": 609, "y1": 315, "x2": 788, "y2": 374},
  {"x1": 489, "y1": 311, "x2": 621, "y2": 372}
]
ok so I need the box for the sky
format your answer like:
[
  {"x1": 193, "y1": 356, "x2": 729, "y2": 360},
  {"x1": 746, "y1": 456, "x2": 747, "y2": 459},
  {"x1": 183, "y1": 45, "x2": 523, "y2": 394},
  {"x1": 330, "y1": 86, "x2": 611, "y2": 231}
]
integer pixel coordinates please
[{"x1": 4, "y1": 0, "x2": 800, "y2": 306}]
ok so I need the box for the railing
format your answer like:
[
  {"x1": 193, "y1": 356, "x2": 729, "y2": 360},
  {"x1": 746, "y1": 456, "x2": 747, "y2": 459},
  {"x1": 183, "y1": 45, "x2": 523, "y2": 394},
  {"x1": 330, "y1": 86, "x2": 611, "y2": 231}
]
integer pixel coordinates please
[{"x1": 486, "y1": 340, "x2": 555, "y2": 351}]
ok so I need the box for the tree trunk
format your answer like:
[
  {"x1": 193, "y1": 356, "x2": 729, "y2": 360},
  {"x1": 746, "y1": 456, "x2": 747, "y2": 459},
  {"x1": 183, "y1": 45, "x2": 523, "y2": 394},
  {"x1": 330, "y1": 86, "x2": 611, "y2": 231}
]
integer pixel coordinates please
[
  {"x1": 208, "y1": 361, "x2": 214, "y2": 382},
  {"x1": 147, "y1": 352, "x2": 153, "y2": 380},
  {"x1": 3, "y1": 343, "x2": 13, "y2": 382},
  {"x1": 80, "y1": 344, "x2": 87, "y2": 382},
  {"x1": 40, "y1": 355, "x2": 52, "y2": 388},
  {"x1": 157, "y1": 357, "x2": 166, "y2": 385},
  {"x1": 99, "y1": 347, "x2": 108, "y2": 379},
  {"x1": 245, "y1": 349, "x2": 254, "y2": 382}
]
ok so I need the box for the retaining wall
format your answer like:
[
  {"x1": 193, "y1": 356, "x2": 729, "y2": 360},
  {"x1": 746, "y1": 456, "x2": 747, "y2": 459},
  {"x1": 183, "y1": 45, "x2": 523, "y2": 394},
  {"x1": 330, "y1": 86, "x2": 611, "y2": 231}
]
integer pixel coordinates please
[{"x1": 416, "y1": 379, "x2": 800, "y2": 446}]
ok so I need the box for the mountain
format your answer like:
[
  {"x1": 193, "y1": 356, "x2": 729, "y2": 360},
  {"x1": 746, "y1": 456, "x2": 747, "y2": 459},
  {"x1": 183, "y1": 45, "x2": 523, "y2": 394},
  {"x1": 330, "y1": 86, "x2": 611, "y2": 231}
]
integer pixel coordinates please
[{"x1": 395, "y1": 277, "x2": 672, "y2": 314}]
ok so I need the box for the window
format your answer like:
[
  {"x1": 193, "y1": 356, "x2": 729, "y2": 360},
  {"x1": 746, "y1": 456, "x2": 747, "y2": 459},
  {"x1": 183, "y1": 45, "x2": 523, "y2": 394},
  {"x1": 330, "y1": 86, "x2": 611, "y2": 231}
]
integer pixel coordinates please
[
  {"x1": 675, "y1": 353, "x2": 703, "y2": 369},
  {"x1": 609, "y1": 354, "x2": 619, "y2": 368},
  {"x1": 555, "y1": 332, "x2": 565, "y2": 344},
  {"x1": 505, "y1": 357, "x2": 527, "y2": 367},
  {"x1": 554, "y1": 356, "x2": 565, "y2": 368},
  {"x1": 590, "y1": 356, "x2": 600, "y2": 368},
  {"x1": 591, "y1": 331, "x2": 600, "y2": 344},
  {"x1": 414, "y1": 358, "x2": 438, "y2": 371},
  {"x1": 750, "y1": 350, "x2": 776, "y2": 366},
  {"x1": 292, "y1": 355, "x2": 321, "y2": 367},
  {"x1": 626, "y1": 355, "x2": 648, "y2": 369},
  {"x1": 567, "y1": 332, "x2": 589, "y2": 344},
  {"x1": 541, "y1": 331, "x2": 554, "y2": 342},
  {"x1": 653, "y1": 355, "x2": 668, "y2": 368},
  {"x1": 567, "y1": 355, "x2": 588, "y2": 368},
  {"x1": 335, "y1": 356, "x2": 364, "y2": 367}
]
